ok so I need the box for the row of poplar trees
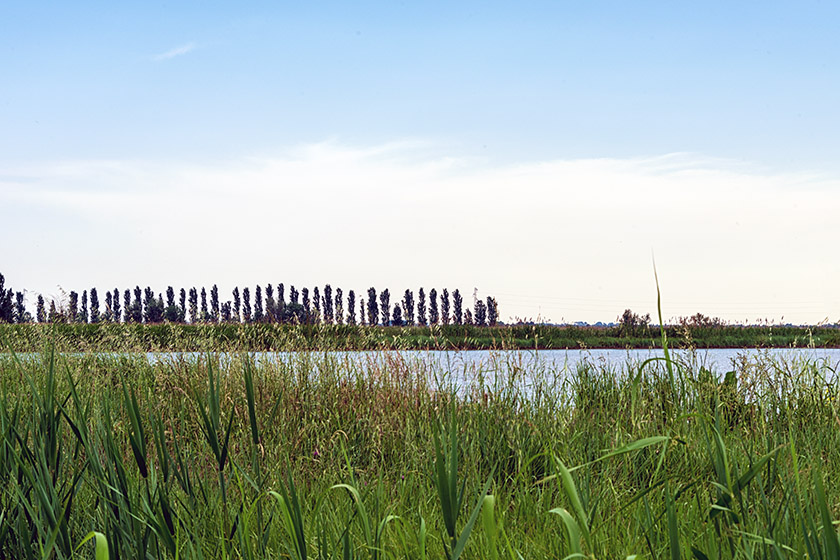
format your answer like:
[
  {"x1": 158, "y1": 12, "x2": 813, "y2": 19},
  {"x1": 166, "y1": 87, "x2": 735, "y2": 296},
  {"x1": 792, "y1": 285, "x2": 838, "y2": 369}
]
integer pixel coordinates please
[{"x1": 0, "y1": 275, "x2": 500, "y2": 327}]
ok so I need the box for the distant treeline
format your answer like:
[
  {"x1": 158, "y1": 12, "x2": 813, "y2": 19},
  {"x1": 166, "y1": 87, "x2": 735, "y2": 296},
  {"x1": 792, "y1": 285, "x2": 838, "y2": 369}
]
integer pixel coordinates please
[{"x1": 0, "y1": 273, "x2": 500, "y2": 327}]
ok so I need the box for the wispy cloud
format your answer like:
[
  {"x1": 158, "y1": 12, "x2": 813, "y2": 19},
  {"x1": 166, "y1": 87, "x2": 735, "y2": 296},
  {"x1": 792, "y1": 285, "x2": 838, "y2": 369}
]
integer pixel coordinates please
[{"x1": 153, "y1": 42, "x2": 196, "y2": 61}]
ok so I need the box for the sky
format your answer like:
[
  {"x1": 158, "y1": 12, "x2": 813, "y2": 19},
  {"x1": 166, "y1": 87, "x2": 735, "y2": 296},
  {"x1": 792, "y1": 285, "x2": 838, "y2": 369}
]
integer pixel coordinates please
[{"x1": 1, "y1": 1, "x2": 839, "y2": 325}]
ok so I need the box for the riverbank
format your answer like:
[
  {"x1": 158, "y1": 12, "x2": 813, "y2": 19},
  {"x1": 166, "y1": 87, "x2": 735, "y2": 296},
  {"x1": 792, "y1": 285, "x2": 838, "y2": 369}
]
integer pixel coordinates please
[{"x1": 1, "y1": 322, "x2": 838, "y2": 352}]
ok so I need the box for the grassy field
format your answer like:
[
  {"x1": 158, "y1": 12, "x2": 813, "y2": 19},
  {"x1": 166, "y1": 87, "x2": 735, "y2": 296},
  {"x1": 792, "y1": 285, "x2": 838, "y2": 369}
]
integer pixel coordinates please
[
  {"x1": 1, "y1": 321, "x2": 839, "y2": 352},
  {"x1": 0, "y1": 336, "x2": 839, "y2": 559}
]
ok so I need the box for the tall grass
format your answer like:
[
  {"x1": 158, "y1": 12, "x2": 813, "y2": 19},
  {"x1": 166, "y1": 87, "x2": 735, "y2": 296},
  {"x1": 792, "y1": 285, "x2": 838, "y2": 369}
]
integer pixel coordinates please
[{"x1": 0, "y1": 342, "x2": 837, "y2": 558}]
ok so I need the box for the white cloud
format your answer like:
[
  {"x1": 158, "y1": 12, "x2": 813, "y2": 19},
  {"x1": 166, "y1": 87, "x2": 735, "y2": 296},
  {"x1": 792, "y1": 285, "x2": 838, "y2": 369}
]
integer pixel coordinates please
[
  {"x1": 1, "y1": 142, "x2": 839, "y2": 324},
  {"x1": 153, "y1": 42, "x2": 196, "y2": 61}
]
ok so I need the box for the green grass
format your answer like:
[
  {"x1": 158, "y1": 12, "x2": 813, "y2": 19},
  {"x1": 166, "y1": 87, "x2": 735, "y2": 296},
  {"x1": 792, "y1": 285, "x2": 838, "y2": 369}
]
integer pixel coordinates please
[
  {"x1": 1, "y1": 321, "x2": 839, "y2": 352},
  {"x1": 0, "y1": 342, "x2": 838, "y2": 558}
]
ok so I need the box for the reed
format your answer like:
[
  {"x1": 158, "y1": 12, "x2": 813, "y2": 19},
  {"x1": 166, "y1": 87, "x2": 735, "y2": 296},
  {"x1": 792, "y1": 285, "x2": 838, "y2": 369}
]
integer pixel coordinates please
[{"x1": 0, "y1": 340, "x2": 837, "y2": 558}]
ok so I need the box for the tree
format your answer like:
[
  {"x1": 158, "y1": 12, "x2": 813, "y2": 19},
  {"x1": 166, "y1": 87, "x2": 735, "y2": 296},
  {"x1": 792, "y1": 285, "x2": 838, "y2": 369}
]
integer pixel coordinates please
[
  {"x1": 90, "y1": 288, "x2": 100, "y2": 323},
  {"x1": 243, "y1": 287, "x2": 252, "y2": 323},
  {"x1": 14, "y1": 292, "x2": 31, "y2": 323},
  {"x1": 367, "y1": 288, "x2": 378, "y2": 326},
  {"x1": 80, "y1": 290, "x2": 88, "y2": 324},
  {"x1": 164, "y1": 286, "x2": 182, "y2": 322},
  {"x1": 453, "y1": 289, "x2": 463, "y2": 325},
  {"x1": 487, "y1": 297, "x2": 498, "y2": 326},
  {"x1": 417, "y1": 288, "x2": 427, "y2": 326},
  {"x1": 0, "y1": 274, "x2": 14, "y2": 323},
  {"x1": 232, "y1": 288, "x2": 241, "y2": 323},
  {"x1": 289, "y1": 286, "x2": 299, "y2": 305},
  {"x1": 359, "y1": 298, "x2": 366, "y2": 326},
  {"x1": 132, "y1": 286, "x2": 143, "y2": 323},
  {"x1": 49, "y1": 300, "x2": 60, "y2": 323},
  {"x1": 265, "y1": 284, "x2": 275, "y2": 322},
  {"x1": 144, "y1": 289, "x2": 164, "y2": 323},
  {"x1": 221, "y1": 301, "x2": 232, "y2": 322},
  {"x1": 113, "y1": 288, "x2": 121, "y2": 323},
  {"x1": 277, "y1": 284, "x2": 286, "y2": 323},
  {"x1": 441, "y1": 289, "x2": 450, "y2": 325},
  {"x1": 301, "y1": 288, "x2": 310, "y2": 324},
  {"x1": 391, "y1": 304, "x2": 403, "y2": 327},
  {"x1": 105, "y1": 291, "x2": 113, "y2": 322},
  {"x1": 334, "y1": 287, "x2": 343, "y2": 325},
  {"x1": 402, "y1": 289, "x2": 415, "y2": 326},
  {"x1": 200, "y1": 287, "x2": 209, "y2": 323},
  {"x1": 429, "y1": 288, "x2": 439, "y2": 325},
  {"x1": 211, "y1": 285, "x2": 220, "y2": 323},
  {"x1": 179, "y1": 288, "x2": 187, "y2": 321},
  {"x1": 618, "y1": 309, "x2": 651, "y2": 337},
  {"x1": 474, "y1": 299, "x2": 487, "y2": 327},
  {"x1": 323, "y1": 285, "x2": 333, "y2": 324},
  {"x1": 347, "y1": 290, "x2": 356, "y2": 325},
  {"x1": 379, "y1": 289, "x2": 390, "y2": 327},
  {"x1": 464, "y1": 308, "x2": 473, "y2": 325},
  {"x1": 188, "y1": 288, "x2": 198, "y2": 324},
  {"x1": 68, "y1": 291, "x2": 79, "y2": 323},
  {"x1": 123, "y1": 290, "x2": 132, "y2": 323},
  {"x1": 37, "y1": 295, "x2": 46, "y2": 323},
  {"x1": 254, "y1": 285, "x2": 264, "y2": 322},
  {"x1": 312, "y1": 287, "x2": 321, "y2": 324}
]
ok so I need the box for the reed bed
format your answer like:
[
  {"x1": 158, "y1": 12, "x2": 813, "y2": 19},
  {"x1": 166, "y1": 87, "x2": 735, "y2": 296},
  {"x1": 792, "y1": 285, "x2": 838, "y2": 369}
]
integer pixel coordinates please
[{"x1": 0, "y1": 343, "x2": 837, "y2": 559}]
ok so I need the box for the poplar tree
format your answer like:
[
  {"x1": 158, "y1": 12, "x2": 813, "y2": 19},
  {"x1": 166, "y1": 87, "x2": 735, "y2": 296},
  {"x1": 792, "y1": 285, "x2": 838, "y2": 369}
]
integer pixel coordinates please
[
  {"x1": 487, "y1": 297, "x2": 499, "y2": 326},
  {"x1": 89, "y1": 288, "x2": 99, "y2": 323},
  {"x1": 359, "y1": 298, "x2": 366, "y2": 326},
  {"x1": 37, "y1": 295, "x2": 46, "y2": 323},
  {"x1": 164, "y1": 287, "x2": 180, "y2": 322},
  {"x1": 221, "y1": 302, "x2": 232, "y2": 322},
  {"x1": 289, "y1": 286, "x2": 299, "y2": 305},
  {"x1": 334, "y1": 287, "x2": 343, "y2": 325},
  {"x1": 347, "y1": 290, "x2": 356, "y2": 325},
  {"x1": 133, "y1": 287, "x2": 143, "y2": 323},
  {"x1": 123, "y1": 290, "x2": 132, "y2": 323},
  {"x1": 69, "y1": 291, "x2": 79, "y2": 323},
  {"x1": 464, "y1": 308, "x2": 473, "y2": 325},
  {"x1": 254, "y1": 285, "x2": 263, "y2": 322},
  {"x1": 441, "y1": 288, "x2": 450, "y2": 325},
  {"x1": 474, "y1": 299, "x2": 487, "y2": 326},
  {"x1": 265, "y1": 284, "x2": 275, "y2": 322},
  {"x1": 211, "y1": 285, "x2": 219, "y2": 322},
  {"x1": 277, "y1": 284, "x2": 285, "y2": 323},
  {"x1": 391, "y1": 304, "x2": 403, "y2": 327},
  {"x1": 14, "y1": 292, "x2": 30, "y2": 323},
  {"x1": 312, "y1": 287, "x2": 320, "y2": 323},
  {"x1": 80, "y1": 290, "x2": 88, "y2": 324},
  {"x1": 367, "y1": 287, "x2": 378, "y2": 326},
  {"x1": 49, "y1": 300, "x2": 59, "y2": 323},
  {"x1": 0, "y1": 274, "x2": 13, "y2": 323},
  {"x1": 379, "y1": 289, "x2": 390, "y2": 326},
  {"x1": 200, "y1": 288, "x2": 209, "y2": 323},
  {"x1": 323, "y1": 285, "x2": 333, "y2": 324},
  {"x1": 402, "y1": 289, "x2": 415, "y2": 326},
  {"x1": 232, "y1": 288, "x2": 241, "y2": 322},
  {"x1": 105, "y1": 291, "x2": 113, "y2": 322},
  {"x1": 429, "y1": 288, "x2": 439, "y2": 325},
  {"x1": 417, "y1": 288, "x2": 427, "y2": 326},
  {"x1": 179, "y1": 288, "x2": 187, "y2": 321},
  {"x1": 453, "y1": 289, "x2": 463, "y2": 325},
  {"x1": 243, "y1": 287, "x2": 252, "y2": 323},
  {"x1": 113, "y1": 288, "x2": 121, "y2": 323},
  {"x1": 301, "y1": 288, "x2": 310, "y2": 324},
  {"x1": 189, "y1": 288, "x2": 198, "y2": 324}
]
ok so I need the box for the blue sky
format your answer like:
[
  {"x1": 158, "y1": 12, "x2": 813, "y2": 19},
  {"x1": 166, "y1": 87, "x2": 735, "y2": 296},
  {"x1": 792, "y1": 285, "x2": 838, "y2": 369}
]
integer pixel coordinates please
[{"x1": 2, "y1": 2, "x2": 839, "y2": 323}]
